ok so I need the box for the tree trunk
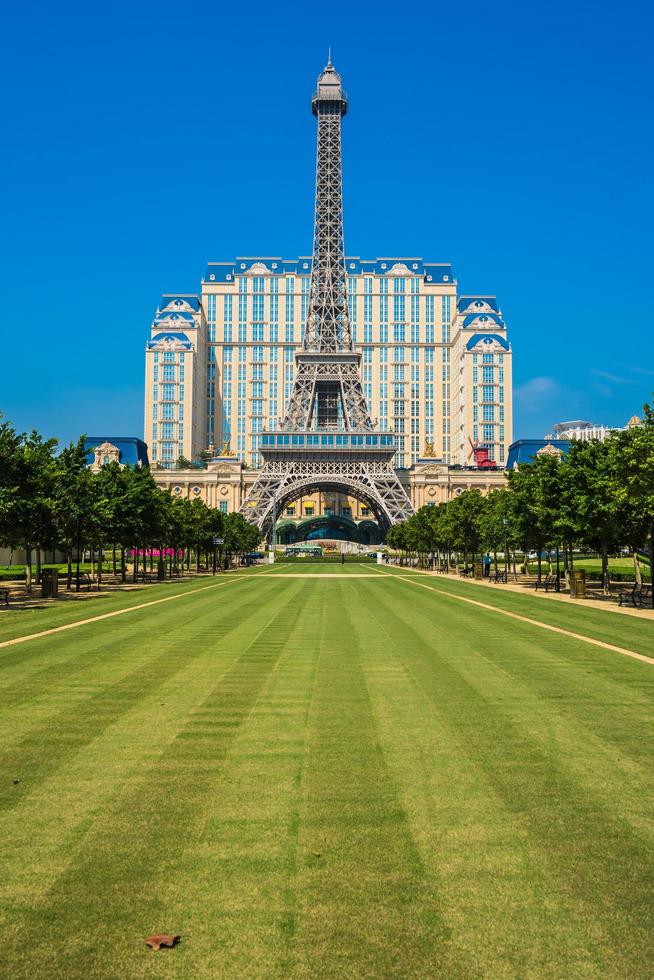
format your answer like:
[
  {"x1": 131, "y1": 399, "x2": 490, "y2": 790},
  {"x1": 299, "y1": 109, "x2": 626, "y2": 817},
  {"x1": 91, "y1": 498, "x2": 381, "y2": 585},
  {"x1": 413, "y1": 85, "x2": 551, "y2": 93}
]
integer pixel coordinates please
[
  {"x1": 25, "y1": 546, "x2": 32, "y2": 594},
  {"x1": 601, "y1": 542, "x2": 609, "y2": 594},
  {"x1": 121, "y1": 547, "x2": 126, "y2": 583},
  {"x1": 112, "y1": 545, "x2": 117, "y2": 576},
  {"x1": 632, "y1": 550, "x2": 642, "y2": 587},
  {"x1": 537, "y1": 552, "x2": 542, "y2": 585},
  {"x1": 35, "y1": 548, "x2": 42, "y2": 586},
  {"x1": 97, "y1": 546, "x2": 103, "y2": 586},
  {"x1": 67, "y1": 548, "x2": 73, "y2": 590}
]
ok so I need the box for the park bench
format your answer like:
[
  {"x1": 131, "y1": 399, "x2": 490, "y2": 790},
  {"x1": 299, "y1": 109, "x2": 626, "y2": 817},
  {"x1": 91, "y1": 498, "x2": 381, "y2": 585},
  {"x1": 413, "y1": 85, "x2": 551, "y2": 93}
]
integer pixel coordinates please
[
  {"x1": 134, "y1": 571, "x2": 154, "y2": 583},
  {"x1": 535, "y1": 573, "x2": 556, "y2": 591},
  {"x1": 74, "y1": 572, "x2": 93, "y2": 591},
  {"x1": 459, "y1": 566, "x2": 473, "y2": 578},
  {"x1": 490, "y1": 570, "x2": 508, "y2": 584},
  {"x1": 620, "y1": 583, "x2": 653, "y2": 608},
  {"x1": 0, "y1": 587, "x2": 10, "y2": 606}
]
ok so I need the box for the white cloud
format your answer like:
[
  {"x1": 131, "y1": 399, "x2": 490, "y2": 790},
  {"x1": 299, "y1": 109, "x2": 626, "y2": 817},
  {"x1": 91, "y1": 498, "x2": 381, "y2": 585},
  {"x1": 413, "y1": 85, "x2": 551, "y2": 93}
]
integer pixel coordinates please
[{"x1": 514, "y1": 376, "x2": 560, "y2": 408}]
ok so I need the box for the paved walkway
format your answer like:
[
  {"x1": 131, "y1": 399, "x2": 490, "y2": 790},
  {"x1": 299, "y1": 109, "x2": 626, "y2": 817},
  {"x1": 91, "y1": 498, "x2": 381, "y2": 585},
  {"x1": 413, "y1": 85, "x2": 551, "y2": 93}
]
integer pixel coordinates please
[{"x1": 412, "y1": 569, "x2": 654, "y2": 621}]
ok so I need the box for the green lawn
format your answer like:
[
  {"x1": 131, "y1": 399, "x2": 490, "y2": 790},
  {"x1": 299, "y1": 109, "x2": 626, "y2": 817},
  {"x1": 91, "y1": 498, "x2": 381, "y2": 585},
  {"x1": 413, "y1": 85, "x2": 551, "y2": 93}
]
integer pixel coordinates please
[{"x1": 1, "y1": 564, "x2": 653, "y2": 978}]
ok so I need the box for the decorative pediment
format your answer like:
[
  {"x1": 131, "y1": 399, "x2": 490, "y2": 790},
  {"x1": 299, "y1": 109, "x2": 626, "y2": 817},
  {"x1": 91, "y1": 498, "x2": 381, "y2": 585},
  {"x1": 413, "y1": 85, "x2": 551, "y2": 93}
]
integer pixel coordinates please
[
  {"x1": 385, "y1": 262, "x2": 413, "y2": 276},
  {"x1": 465, "y1": 333, "x2": 510, "y2": 353},
  {"x1": 92, "y1": 442, "x2": 120, "y2": 471},
  {"x1": 246, "y1": 262, "x2": 271, "y2": 276},
  {"x1": 536, "y1": 443, "x2": 563, "y2": 458},
  {"x1": 147, "y1": 332, "x2": 194, "y2": 352}
]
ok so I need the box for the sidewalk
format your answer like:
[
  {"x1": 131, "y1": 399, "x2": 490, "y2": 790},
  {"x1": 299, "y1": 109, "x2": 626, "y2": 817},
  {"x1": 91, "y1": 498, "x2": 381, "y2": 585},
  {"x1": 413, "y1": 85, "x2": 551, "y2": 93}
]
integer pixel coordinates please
[{"x1": 410, "y1": 569, "x2": 654, "y2": 621}]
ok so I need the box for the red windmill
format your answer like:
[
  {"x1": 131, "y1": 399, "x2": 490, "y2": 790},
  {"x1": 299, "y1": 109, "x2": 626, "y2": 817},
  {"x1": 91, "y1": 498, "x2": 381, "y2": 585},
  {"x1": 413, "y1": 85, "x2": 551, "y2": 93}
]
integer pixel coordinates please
[{"x1": 467, "y1": 437, "x2": 497, "y2": 469}]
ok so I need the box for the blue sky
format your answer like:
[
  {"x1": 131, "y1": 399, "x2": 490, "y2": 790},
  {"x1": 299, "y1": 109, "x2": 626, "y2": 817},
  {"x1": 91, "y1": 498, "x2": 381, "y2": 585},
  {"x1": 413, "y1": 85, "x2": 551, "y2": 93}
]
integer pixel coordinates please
[{"x1": 2, "y1": 0, "x2": 653, "y2": 446}]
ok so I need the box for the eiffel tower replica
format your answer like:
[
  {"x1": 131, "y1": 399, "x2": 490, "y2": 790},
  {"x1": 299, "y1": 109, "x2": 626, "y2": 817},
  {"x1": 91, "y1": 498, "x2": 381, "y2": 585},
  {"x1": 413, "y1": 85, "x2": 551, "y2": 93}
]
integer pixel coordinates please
[{"x1": 241, "y1": 57, "x2": 414, "y2": 540}]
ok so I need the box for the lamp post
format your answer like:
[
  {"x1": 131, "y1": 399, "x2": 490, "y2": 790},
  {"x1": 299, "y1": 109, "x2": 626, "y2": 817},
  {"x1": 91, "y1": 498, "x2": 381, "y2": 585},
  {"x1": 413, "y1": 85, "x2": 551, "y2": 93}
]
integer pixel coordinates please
[{"x1": 502, "y1": 518, "x2": 509, "y2": 579}]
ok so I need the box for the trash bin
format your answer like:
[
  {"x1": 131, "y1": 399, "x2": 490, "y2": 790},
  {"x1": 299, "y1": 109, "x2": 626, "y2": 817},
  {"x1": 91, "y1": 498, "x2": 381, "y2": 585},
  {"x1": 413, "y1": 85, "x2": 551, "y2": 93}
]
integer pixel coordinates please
[
  {"x1": 41, "y1": 568, "x2": 59, "y2": 599},
  {"x1": 571, "y1": 569, "x2": 586, "y2": 598},
  {"x1": 474, "y1": 562, "x2": 483, "y2": 580}
]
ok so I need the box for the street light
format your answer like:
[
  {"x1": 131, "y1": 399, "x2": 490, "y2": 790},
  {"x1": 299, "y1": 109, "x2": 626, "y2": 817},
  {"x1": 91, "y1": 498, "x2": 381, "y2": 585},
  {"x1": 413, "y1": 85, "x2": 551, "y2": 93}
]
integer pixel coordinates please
[{"x1": 502, "y1": 518, "x2": 509, "y2": 579}]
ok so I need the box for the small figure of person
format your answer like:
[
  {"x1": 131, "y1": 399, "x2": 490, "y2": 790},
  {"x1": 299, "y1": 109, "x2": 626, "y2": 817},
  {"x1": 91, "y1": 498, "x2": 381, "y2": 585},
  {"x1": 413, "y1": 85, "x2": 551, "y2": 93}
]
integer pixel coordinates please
[
  {"x1": 341, "y1": 552, "x2": 346, "y2": 565},
  {"x1": 483, "y1": 552, "x2": 491, "y2": 577}
]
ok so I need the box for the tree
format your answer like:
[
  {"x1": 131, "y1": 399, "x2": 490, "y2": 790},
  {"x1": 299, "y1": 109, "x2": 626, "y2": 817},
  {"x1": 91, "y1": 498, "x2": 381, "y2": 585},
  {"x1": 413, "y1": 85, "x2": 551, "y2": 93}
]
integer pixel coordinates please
[
  {"x1": 52, "y1": 438, "x2": 94, "y2": 589},
  {"x1": 612, "y1": 398, "x2": 654, "y2": 591},
  {"x1": 11, "y1": 432, "x2": 58, "y2": 591}
]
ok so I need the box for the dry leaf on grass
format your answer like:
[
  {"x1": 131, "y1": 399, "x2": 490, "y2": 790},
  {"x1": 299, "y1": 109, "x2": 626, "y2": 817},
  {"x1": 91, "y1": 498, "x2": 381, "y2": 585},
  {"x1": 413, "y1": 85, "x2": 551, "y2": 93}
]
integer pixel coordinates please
[{"x1": 145, "y1": 934, "x2": 181, "y2": 950}]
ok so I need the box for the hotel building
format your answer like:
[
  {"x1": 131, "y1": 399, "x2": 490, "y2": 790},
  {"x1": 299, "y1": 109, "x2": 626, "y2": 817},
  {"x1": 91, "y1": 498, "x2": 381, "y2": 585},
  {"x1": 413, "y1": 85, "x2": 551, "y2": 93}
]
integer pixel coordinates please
[{"x1": 144, "y1": 257, "x2": 513, "y2": 473}]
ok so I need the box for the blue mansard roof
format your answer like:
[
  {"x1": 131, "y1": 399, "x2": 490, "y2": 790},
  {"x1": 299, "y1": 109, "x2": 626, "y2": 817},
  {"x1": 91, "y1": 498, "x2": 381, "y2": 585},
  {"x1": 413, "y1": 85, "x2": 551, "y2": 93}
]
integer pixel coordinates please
[
  {"x1": 83, "y1": 437, "x2": 149, "y2": 468},
  {"x1": 458, "y1": 295, "x2": 500, "y2": 313},
  {"x1": 465, "y1": 333, "x2": 510, "y2": 351},
  {"x1": 154, "y1": 310, "x2": 195, "y2": 324},
  {"x1": 506, "y1": 440, "x2": 571, "y2": 469},
  {"x1": 147, "y1": 332, "x2": 193, "y2": 349},
  {"x1": 160, "y1": 295, "x2": 200, "y2": 312},
  {"x1": 203, "y1": 257, "x2": 454, "y2": 282},
  {"x1": 463, "y1": 312, "x2": 505, "y2": 329}
]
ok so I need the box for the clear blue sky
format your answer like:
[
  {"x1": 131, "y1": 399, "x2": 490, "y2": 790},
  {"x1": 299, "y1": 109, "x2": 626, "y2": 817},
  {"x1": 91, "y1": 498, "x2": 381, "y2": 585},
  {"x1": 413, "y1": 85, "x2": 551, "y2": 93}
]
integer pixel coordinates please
[{"x1": 2, "y1": 0, "x2": 653, "y2": 446}]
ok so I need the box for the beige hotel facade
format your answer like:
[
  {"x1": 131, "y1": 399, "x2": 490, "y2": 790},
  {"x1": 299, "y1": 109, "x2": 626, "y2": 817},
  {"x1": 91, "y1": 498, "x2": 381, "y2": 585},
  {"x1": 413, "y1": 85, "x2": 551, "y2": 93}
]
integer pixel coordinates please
[{"x1": 144, "y1": 256, "x2": 512, "y2": 530}]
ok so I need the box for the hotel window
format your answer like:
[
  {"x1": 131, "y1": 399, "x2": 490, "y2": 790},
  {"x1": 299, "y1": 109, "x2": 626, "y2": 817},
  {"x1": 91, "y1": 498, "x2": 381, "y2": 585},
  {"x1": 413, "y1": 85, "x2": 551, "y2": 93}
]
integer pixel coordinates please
[
  {"x1": 223, "y1": 295, "x2": 233, "y2": 342},
  {"x1": 379, "y1": 346, "x2": 388, "y2": 363},
  {"x1": 482, "y1": 366, "x2": 494, "y2": 383},
  {"x1": 219, "y1": 500, "x2": 228, "y2": 513},
  {"x1": 380, "y1": 294, "x2": 388, "y2": 324},
  {"x1": 207, "y1": 294, "x2": 216, "y2": 323},
  {"x1": 425, "y1": 347, "x2": 434, "y2": 364},
  {"x1": 426, "y1": 295, "x2": 435, "y2": 342},
  {"x1": 483, "y1": 424, "x2": 494, "y2": 442},
  {"x1": 499, "y1": 386, "x2": 505, "y2": 403},
  {"x1": 393, "y1": 294, "x2": 405, "y2": 323},
  {"x1": 393, "y1": 364, "x2": 405, "y2": 381},
  {"x1": 393, "y1": 322, "x2": 405, "y2": 343},
  {"x1": 163, "y1": 351, "x2": 174, "y2": 363},
  {"x1": 161, "y1": 442, "x2": 175, "y2": 460},
  {"x1": 363, "y1": 347, "x2": 372, "y2": 363},
  {"x1": 393, "y1": 346, "x2": 405, "y2": 362},
  {"x1": 482, "y1": 385, "x2": 494, "y2": 402},
  {"x1": 482, "y1": 353, "x2": 493, "y2": 364},
  {"x1": 483, "y1": 404, "x2": 495, "y2": 421},
  {"x1": 379, "y1": 323, "x2": 388, "y2": 343},
  {"x1": 301, "y1": 277, "x2": 310, "y2": 321},
  {"x1": 162, "y1": 384, "x2": 175, "y2": 401},
  {"x1": 252, "y1": 276, "x2": 264, "y2": 293},
  {"x1": 364, "y1": 323, "x2": 373, "y2": 343},
  {"x1": 304, "y1": 504, "x2": 314, "y2": 516}
]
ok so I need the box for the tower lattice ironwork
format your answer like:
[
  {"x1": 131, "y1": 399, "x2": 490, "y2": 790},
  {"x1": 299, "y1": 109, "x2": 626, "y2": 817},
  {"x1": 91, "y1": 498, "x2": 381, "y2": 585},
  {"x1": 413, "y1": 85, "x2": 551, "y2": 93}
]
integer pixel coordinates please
[{"x1": 240, "y1": 58, "x2": 414, "y2": 539}]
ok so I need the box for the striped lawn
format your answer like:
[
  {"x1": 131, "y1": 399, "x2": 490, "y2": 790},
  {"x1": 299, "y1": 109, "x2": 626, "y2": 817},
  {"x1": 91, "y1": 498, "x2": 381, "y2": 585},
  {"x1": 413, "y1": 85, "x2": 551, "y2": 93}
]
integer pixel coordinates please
[{"x1": 0, "y1": 565, "x2": 652, "y2": 978}]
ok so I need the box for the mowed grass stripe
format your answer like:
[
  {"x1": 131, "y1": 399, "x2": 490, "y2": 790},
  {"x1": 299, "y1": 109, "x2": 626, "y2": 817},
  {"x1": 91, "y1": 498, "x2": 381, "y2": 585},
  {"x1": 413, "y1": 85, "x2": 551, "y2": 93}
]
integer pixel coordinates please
[
  {"x1": 0, "y1": 575, "x2": 257, "y2": 649},
  {"x1": 288, "y1": 578, "x2": 460, "y2": 978},
  {"x1": 382, "y1": 567, "x2": 654, "y2": 658},
  {"x1": 145, "y1": 580, "x2": 326, "y2": 978},
  {"x1": 356, "y1": 576, "x2": 654, "y2": 976},
  {"x1": 0, "y1": 577, "x2": 285, "y2": 792},
  {"x1": 383, "y1": 570, "x2": 654, "y2": 664},
  {"x1": 0, "y1": 577, "x2": 308, "y2": 978}
]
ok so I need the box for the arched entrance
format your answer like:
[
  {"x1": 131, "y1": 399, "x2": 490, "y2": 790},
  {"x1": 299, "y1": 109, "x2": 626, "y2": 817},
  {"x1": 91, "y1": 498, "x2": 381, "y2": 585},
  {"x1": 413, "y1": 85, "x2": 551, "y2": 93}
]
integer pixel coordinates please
[{"x1": 265, "y1": 480, "x2": 391, "y2": 544}]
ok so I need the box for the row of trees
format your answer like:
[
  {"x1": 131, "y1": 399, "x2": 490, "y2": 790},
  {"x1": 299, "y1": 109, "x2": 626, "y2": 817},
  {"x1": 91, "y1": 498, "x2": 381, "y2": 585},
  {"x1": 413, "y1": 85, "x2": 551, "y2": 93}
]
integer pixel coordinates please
[
  {"x1": 387, "y1": 398, "x2": 654, "y2": 590},
  {"x1": 0, "y1": 422, "x2": 261, "y2": 591}
]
